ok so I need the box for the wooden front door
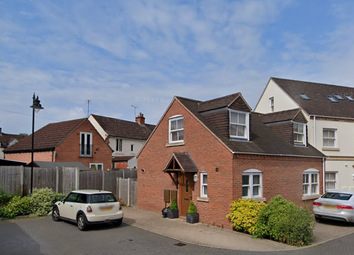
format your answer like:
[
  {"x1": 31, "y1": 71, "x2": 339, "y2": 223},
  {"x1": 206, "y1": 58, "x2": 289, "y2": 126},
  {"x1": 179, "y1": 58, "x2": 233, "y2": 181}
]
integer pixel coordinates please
[{"x1": 178, "y1": 173, "x2": 194, "y2": 217}]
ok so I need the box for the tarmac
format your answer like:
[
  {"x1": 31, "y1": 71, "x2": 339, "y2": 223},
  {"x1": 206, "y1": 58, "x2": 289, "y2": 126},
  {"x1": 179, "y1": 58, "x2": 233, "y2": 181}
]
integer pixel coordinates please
[{"x1": 123, "y1": 206, "x2": 354, "y2": 251}]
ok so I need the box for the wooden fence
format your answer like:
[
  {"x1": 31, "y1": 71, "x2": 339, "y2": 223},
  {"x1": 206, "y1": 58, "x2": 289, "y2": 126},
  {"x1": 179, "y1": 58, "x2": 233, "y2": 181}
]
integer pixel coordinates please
[{"x1": 0, "y1": 166, "x2": 137, "y2": 207}]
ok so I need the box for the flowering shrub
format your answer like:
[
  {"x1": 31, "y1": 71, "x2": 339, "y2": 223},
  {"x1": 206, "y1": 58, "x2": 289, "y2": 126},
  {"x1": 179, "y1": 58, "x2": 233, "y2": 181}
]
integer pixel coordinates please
[{"x1": 226, "y1": 198, "x2": 265, "y2": 235}]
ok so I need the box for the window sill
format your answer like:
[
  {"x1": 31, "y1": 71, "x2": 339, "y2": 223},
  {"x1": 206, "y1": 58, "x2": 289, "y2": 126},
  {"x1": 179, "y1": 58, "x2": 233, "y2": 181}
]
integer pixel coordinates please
[
  {"x1": 80, "y1": 155, "x2": 93, "y2": 158},
  {"x1": 197, "y1": 197, "x2": 209, "y2": 203},
  {"x1": 322, "y1": 147, "x2": 340, "y2": 151},
  {"x1": 302, "y1": 194, "x2": 320, "y2": 201},
  {"x1": 166, "y1": 142, "x2": 185, "y2": 147}
]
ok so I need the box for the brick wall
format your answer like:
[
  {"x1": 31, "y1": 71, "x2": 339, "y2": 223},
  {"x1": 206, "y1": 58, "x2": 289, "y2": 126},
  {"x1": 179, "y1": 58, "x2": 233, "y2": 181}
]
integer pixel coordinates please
[
  {"x1": 56, "y1": 120, "x2": 112, "y2": 170},
  {"x1": 138, "y1": 99, "x2": 234, "y2": 228},
  {"x1": 5, "y1": 151, "x2": 53, "y2": 163}
]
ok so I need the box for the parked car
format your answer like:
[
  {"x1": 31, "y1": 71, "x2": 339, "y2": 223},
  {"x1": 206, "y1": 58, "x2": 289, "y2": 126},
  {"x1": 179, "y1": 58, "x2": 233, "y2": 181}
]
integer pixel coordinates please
[
  {"x1": 52, "y1": 190, "x2": 124, "y2": 231},
  {"x1": 313, "y1": 190, "x2": 354, "y2": 223}
]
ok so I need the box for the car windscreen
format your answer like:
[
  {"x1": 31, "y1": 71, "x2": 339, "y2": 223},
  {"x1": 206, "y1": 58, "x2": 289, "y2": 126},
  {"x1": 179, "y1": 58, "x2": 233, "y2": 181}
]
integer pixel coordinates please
[
  {"x1": 322, "y1": 192, "x2": 352, "y2": 201},
  {"x1": 89, "y1": 193, "x2": 117, "y2": 203}
]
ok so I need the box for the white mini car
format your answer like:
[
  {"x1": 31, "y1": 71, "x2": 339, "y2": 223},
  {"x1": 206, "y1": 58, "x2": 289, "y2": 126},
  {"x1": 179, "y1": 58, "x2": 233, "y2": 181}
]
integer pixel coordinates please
[{"x1": 52, "y1": 190, "x2": 124, "y2": 231}]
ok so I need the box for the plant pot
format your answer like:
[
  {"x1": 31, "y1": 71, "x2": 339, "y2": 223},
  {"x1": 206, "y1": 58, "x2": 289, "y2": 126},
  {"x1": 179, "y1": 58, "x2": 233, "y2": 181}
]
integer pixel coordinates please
[
  {"x1": 186, "y1": 213, "x2": 199, "y2": 224},
  {"x1": 167, "y1": 209, "x2": 179, "y2": 219}
]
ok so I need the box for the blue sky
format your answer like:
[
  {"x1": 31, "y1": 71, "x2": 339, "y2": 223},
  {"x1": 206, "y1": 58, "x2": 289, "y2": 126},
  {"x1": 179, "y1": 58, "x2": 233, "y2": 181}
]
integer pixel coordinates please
[{"x1": 1, "y1": 0, "x2": 354, "y2": 134}]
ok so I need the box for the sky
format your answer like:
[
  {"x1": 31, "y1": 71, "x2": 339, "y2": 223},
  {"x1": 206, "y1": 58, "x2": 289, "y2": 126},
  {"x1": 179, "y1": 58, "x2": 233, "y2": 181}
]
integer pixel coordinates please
[{"x1": 1, "y1": 0, "x2": 354, "y2": 134}]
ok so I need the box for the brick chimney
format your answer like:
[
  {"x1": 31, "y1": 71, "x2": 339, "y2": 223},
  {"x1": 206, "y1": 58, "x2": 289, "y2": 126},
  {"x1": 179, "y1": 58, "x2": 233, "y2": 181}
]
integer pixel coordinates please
[{"x1": 136, "y1": 112, "x2": 145, "y2": 125}]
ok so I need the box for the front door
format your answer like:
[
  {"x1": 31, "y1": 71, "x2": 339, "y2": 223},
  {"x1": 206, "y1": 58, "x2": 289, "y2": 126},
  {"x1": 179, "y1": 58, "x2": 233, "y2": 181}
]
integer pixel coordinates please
[{"x1": 178, "y1": 173, "x2": 194, "y2": 217}]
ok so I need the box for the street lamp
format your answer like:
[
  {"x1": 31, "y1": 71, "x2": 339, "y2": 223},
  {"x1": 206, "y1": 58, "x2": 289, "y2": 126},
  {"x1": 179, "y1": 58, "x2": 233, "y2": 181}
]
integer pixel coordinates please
[{"x1": 30, "y1": 93, "x2": 44, "y2": 194}]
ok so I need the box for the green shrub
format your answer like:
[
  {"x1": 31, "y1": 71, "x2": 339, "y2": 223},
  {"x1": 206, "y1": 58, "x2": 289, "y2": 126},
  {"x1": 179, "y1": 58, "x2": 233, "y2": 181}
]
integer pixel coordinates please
[
  {"x1": 0, "y1": 196, "x2": 32, "y2": 218},
  {"x1": 187, "y1": 201, "x2": 198, "y2": 214},
  {"x1": 0, "y1": 188, "x2": 13, "y2": 206},
  {"x1": 226, "y1": 198, "x2": 266, "y2": 235},
  {"x1": 169, "y1": 198, "x2": 178, "y2": 211},
  {"x1": 30, "y1": 188, "x2": 66, "y2": 216},
  {"x1": 255, "y1": 195, "x2": 315, "y2": 246}
]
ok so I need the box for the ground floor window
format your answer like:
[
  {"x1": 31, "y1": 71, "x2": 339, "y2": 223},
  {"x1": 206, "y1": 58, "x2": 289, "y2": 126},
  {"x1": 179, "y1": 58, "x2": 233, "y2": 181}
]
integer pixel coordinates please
[
  {"x1": 303, "y1": 169, "x2": 319, "y2": 196},
  {"x1": 242, "y1": 169, "x2": 262, "y2": 198},
  {"x1": 200, "y1": 172, "x2": 208, "y2": 198},
  {"x1": 325, "y1": 172, "x2": 337, "y2": 190},
  {"x1": 90, "y1": 163, "x2": 103, "y2": 170}
]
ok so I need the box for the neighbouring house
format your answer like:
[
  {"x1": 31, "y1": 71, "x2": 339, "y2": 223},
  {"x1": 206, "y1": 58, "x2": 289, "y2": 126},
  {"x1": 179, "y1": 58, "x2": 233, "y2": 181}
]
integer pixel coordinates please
[
  {"x1": 4, "y1": 118, "x2": 112, "y2": 170},
  {"x1": 88, "y1": 113, "x2": 155, "y2": 169},
  {"x1": 255, "y1": 77, "x2": 354, "y2": 191},
  {"x1": 137, "y1": 93, "x2": 325, "y2": 229},
  {"x1": 0, "y1": 127, "x2": 26, "y2": 159}
]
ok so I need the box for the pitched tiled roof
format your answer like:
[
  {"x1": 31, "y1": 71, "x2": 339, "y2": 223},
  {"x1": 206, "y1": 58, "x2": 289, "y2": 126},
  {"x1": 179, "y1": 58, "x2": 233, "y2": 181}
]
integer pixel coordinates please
[
  {"x1": 177, "y1": 95, "x2": 324, "y2": 158},
  {"x1": 91, "y1": 114, "x2": 155, "y2": 140},
  {"x1": 163, "y1": 152, "x2": 199, "y2": 173},
  {"x1": 272, "y1": 77, "x2": 354, "y2": 118},
  {"x1": 261, "y1": 109, "x2": 303, "y2": 124},
  {"x1": 4, "y1": 118, "x2": 86, "y2": 153},
  {"x1": 198, "y1": 93, "x2": 243, "y2": 112},
  {"x1": 0, "y1": 133, "x2": 26, "y2": 148}
]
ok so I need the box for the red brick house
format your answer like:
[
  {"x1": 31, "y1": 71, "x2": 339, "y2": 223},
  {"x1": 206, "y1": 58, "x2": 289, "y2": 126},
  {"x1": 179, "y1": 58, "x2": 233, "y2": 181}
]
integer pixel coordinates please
[
  {"x1": 4, "y1": 118, "x2": 112, "y2": 170},
  {"x1": 137, "y1": 93, "x2": 325, "y2": 229}
]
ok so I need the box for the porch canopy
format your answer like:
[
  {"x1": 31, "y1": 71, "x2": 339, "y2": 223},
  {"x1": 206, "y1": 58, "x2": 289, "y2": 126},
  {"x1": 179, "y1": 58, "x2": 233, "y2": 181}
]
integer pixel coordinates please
[{"x1": 163, "y1": 152, "x2": 198, "y2": 188}]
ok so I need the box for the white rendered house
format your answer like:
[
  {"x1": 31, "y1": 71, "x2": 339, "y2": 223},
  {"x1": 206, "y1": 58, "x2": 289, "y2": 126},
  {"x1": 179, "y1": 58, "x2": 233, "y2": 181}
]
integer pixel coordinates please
[{"x1": 255, "y1": 77, "x2": 354, "y2": 191}]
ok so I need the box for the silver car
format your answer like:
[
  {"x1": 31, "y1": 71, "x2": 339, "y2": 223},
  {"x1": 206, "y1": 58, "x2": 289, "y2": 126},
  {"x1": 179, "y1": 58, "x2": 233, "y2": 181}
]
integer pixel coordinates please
[{"x1": 313, "y1": 190, "x2": 354, "y2": 223}]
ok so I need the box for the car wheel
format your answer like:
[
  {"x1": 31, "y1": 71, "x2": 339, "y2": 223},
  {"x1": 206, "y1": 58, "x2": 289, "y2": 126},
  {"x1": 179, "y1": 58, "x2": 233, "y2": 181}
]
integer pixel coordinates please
[
  {"x1": 52, "y1": 206, "x2": 61, "y2": 221},
  {"x1": 114, "y1": 218, "x2": 123, "y2": 227},
  {"x1": 77, "y1": 214, "x2": 88, "y2": 231}
]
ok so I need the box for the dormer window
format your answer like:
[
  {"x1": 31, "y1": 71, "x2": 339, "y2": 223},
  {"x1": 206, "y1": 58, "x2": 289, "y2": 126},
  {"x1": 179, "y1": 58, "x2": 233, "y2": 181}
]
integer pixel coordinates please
[
  {"x1": 169, "y1": 115, "x2": 184, "y2": 143},
  {"x1": 229, "y1": 110, "x2": 249, "y2": 140},
  {"x1": 293, "y1": 122, "x2": 306, "y2": 146}
]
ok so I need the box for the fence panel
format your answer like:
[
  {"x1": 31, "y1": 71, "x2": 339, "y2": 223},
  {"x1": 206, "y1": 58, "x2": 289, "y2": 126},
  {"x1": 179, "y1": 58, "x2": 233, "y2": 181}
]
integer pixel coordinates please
[
  {"x1": 79, "y1": 170, "x2": 102, "y2": 190},
  {"x1": 62, "y1": 167, "x2": 76, "y2": 194}
]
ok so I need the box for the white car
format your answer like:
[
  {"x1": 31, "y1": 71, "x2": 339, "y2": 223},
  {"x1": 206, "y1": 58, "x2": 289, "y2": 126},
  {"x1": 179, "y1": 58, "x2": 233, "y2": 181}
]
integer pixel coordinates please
[{"x1": 52, "y1": 190, "x2": 124, "y2": 231}]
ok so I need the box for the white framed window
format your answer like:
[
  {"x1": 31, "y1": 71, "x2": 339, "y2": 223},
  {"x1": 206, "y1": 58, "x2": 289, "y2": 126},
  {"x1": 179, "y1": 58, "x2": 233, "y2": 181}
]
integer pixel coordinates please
[
  {"x1": 303, "y1": 169, "x2": 319, "y2": 196},
  {"x1": 116, "y1": 139, "x2": 122, "y2": 152},
  {"x1": 90, "y1": 163, "x2": 103, "y2": 170},
  {"x1": 169, "y1": 115, "x2": 184, "y2": 143},
  {"x1": 323, "y1": 129, "x2": 336, "y2": 147},
  {"x1": 293, "y1": 122, "x2": 306, "y2": 146},
  {"x1": 80, "y1": 132, "x2": 92, "y2": 156},
  {"x1": 270, "y1": 97, "x2": 274, "y2": 112},
  {"x1": 131, "y1": 144, "x2": 134, "y2": 152},
  {"x1": 242, "y1": 169, "x2": 262, "y2": 198},
  {"x1": 325, "y1": 172, "x2": 337, "y2": 190},
  {"x1": 200, "y1": 172, "x2": 208, "y2": 198},
  {"x1": 229, "y1": 110, "x2": 249, "y2": 140}
]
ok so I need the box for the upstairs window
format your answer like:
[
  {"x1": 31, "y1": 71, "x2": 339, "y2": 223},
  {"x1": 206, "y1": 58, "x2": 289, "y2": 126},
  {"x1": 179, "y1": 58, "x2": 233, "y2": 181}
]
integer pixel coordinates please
[
  {"x1": 80, "y1": 132, "x2": 92, "y2": 157},
  {"x1": 169, "y1": 115, "x2": 184, "y2": 143},
  {"x1": 323, "y1": 129, "x2": 336, "y2": 148},
  {"x1": 116, "y1": 138, "x2": 122, "y2": 152},
  {"x1": 293, "y1": 122, "x2": 306, "y2": 146},
  {"x1": 269, "y1": 97, "x2": 274, "y2": 112},
  {"x1": 229, "y1": 110, "x2": 249, "y2": 140}
]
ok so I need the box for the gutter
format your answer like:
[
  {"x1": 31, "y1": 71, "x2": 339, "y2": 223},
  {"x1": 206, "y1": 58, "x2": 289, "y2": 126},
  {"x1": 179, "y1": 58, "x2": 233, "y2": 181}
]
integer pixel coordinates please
[{"x1": 232, "y1": 150, "x2": 327, "y2": 159}]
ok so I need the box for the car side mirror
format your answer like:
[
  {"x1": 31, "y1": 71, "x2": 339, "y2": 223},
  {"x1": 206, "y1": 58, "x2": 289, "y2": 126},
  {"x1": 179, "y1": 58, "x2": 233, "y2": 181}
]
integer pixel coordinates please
[{"x1": 60, "y1": 199, "x2": 65, "y2": 204}]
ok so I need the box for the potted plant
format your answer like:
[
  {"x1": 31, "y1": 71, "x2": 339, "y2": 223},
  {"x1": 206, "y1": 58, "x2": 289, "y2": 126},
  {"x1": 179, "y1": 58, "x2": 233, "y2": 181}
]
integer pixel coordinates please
[
  {"x1": 167, "y1": 198, "x2": 179, "y2": 219},
  {"x1": 186, "y1": 201, "x2": 199, "y2": 224}
]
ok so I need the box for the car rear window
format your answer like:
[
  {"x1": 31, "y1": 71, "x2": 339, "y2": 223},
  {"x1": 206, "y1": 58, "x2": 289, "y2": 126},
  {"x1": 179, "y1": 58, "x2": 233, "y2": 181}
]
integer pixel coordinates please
[
  {"x1": 89, "y1": 193, "x2": 117, "y2": 203},
  {"x1": 322, "y1": 192, "x2": 352, "y2": 200}
]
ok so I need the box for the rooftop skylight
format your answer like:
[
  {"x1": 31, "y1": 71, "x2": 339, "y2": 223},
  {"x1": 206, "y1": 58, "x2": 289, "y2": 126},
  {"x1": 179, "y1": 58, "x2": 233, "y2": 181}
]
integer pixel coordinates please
[
  {"x1": 327, "y1": 95, "x2": 338, "y2": 103},
  {"x1": 333, "y1": 93, "x2": 344, "y2": 100},
  {"x1": 345, "y1": 94, "x2": 354, "y2": 101},
  {"x1": 299, "y1": 93, "x2": 310, "y2": 100}
]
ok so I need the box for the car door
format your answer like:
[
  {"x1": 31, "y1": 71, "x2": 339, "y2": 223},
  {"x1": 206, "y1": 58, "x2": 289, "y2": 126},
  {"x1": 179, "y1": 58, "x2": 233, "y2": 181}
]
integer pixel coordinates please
[{"x1": 60, "y1": 192, "x2": 79, "y2": 220}]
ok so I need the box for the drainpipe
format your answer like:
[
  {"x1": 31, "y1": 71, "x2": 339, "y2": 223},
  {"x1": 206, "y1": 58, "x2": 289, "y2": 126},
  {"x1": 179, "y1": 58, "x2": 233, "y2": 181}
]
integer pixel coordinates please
[{"x1": 322, "y1": 157, "x2": 326, "y2": 194}]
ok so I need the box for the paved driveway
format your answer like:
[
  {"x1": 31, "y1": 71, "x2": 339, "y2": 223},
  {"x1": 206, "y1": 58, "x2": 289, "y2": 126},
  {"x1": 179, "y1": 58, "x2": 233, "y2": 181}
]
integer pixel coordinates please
[{"x1": 1, "y1": 216, "x2": 354, "y2": 255}]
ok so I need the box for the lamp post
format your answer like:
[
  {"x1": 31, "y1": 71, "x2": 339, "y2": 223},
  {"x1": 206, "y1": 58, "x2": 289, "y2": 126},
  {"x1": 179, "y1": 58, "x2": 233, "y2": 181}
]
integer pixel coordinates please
[{"x1": 30, "y1": 93, "x2": 44, "y2": 194}]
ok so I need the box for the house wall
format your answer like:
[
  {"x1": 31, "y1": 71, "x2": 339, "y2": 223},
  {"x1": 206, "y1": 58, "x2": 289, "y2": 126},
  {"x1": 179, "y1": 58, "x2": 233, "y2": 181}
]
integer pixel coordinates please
[
  {"x1": 110, "y1": 137, "x2": 145, "y2": 158},
  {"x1": 308, "y1": 118, "x2": 354, "y2": 189},
  {"x1": 55, "y1": 120, "x2": 112, "y2": 170},
  {"x1": 233, "y1": 154, "x2": 323, "y2": 209},
  {"x1": 137, "y1": 99, "x2": 234, "y2": 229},
  {"x1": 5, "y1": 151, "x2": 53, "y2": 163},
  {"x1": 255, "y1": 79, "x2": 299, "y2": 113}
]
